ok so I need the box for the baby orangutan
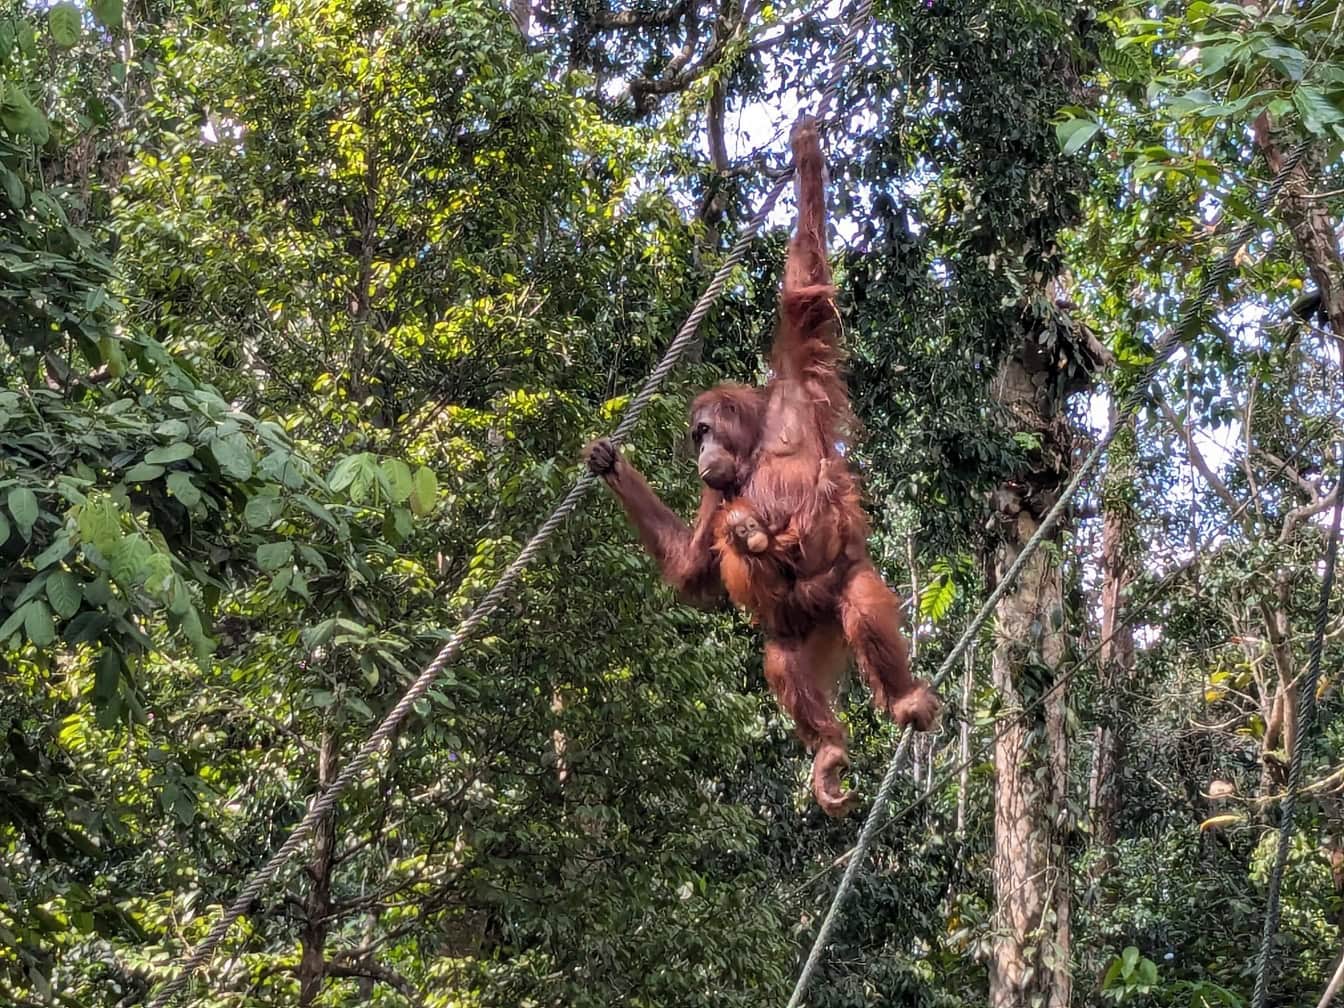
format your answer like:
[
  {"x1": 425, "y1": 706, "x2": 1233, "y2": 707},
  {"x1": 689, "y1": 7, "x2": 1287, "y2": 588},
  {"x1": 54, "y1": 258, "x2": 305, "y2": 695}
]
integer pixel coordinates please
[
  {"x1": 586, "y1": 116, "x2": 940, "y2": 816},
  {"x1": 725, "y1": 505, "x2": 770, "y2": 554}
]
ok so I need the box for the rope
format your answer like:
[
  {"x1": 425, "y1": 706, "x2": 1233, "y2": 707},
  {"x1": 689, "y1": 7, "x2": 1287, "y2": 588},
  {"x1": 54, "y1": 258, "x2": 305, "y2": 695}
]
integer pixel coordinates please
[
  {"x1": 144, "y1": 6, "x2": 877, "y2": 1006},
  {"x1": 1250, "y1": 455, "x2": 1343, "y2": 1008},
  {"x1": 777, "y1": 409, "x2": 1342, "y2": 907},
  {"x1": 784, "y1": 140, "x2": 1312, "y2": 1008}
]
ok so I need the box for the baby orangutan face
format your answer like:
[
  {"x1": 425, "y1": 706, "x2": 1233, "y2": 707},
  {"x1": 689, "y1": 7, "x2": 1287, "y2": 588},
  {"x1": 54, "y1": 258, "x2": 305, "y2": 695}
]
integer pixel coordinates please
[{"x1": 725, "y1": 505, "x2": 769, "y2": 554}]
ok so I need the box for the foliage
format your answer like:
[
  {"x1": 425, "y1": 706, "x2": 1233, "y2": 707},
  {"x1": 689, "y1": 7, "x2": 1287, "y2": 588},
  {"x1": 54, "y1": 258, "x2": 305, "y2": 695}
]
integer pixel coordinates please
[{"x1": 3, "y1": 0, "x2": 1344, "y2": 1006}]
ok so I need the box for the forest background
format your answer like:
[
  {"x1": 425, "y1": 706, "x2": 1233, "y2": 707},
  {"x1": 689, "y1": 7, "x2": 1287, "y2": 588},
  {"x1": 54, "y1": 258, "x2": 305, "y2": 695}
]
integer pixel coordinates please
[{"x1": 3, "y1": 0, "x2": 1344, "y2": 1006}]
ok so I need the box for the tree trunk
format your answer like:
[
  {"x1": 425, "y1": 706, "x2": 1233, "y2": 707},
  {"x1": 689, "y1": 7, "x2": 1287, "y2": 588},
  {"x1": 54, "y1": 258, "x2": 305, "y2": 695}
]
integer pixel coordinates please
[
  {"x1": 509, "y1": 0, "x2": 531, "y2": 36},
  {"x1": 1252, "y1": 119, "x2": 1344, "y2": 356},
  {"x1": 298, "y1": 731, "x2": 338, "y2": 1004},
  {"x1": 1257, "y1": 571, "x2": 1297, "y2": 798},
  {"x1": 955, "y1": 641, "x2": 975, "y2": 843},
  {"x1": 987, "y1": 353, "x2": 1073, "y2": 1008},
  {"x1": 1088, "y1": 405, "x2": 1136, "y2": 879}
]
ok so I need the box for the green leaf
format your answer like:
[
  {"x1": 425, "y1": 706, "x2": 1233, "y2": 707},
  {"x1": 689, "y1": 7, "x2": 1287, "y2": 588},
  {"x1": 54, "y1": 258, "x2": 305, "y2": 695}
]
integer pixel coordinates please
[
  {"x1": 8, "y1": 486, "x2": 39, "y2": 540},
  {"x1": 0, "y1": 167, "x2": 23, "y2": 208},
  {"x1": 0, "y1": 513, "x2": 9, "y2": 547},
  {"x1": 166, "y1": 471, "x2": 202, "y2": 508},
  {"x1": 48, "y1": 4, "x2": 81, "y2": 48},
  {"x1": 1056, "y1": 117, "x2": 1101, "y2": 156},
  {"x1": 243, "y1": 494, "x2": 282, "y2": 528},
  {"x1": 1292, "y1": 86, "x2": 1344, "y2": 133},
  {"x1": 919, "y1": 576, "x2": 957, "y2": 621},
  {"x1": 0, "y1": 604, "x2": 28, "y2": 641},
  {"x1": 93, "y1": 649, "x2": 121, "y2": 706},
  {"x1": 210, "y1": 433, "x2": 253, "y2": 480},
  {"x1": 1197, "y1": 42, "x2": 1238, "y2": 77},
  {"x1": 46, "y1": 571, "x2": 81, "y2": 619},
  {"x1": 328, "y1": 454, "x2": 364, "y2": 492},
  {"x1": 256, "y1": 541, "x2": 293, "y2": 572},
  {"x1": 144, "y1": 442, "x2": 195, "y2": 465},
  {"x1": 1121, "y1": 946, "x2": 1140, "y2": 977},
  {"x1": 409, "y1": 466, "x2": 438, "y2": 517},
  {"x1": 155, "y1": 419, "x2": 190, "y2": 439},
  {"x1": 172, "y1": 786, "x2": 195, "y2": 825},
  {"x1": 24, "y1": 600, "x2": 54, "y2": 646},
  {"x1": 381, "y1": 459, "x2": 414, "y2": 503},
  {"x1": 0, "y1": 85, "x2": 50, "y2": 144},
  {"x1": 91, "y1": 0, "x2": 123, "y2": 28},
  {"x1": 32, "y1": 533, "x2": 70, "y2": 570},
  {"x1": 124, "y1": 462, "x2": 165, "y2": 482}
]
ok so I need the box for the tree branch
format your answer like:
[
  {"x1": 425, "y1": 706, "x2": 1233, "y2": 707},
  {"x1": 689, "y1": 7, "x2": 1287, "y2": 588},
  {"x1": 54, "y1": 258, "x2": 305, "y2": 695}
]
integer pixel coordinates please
[
  {"x1": 325, "y1": 961, "x2": 424, "y2": 1006},
  {"x1": 1157, "y1": 397, "x2": 1244, "y2": 523}
]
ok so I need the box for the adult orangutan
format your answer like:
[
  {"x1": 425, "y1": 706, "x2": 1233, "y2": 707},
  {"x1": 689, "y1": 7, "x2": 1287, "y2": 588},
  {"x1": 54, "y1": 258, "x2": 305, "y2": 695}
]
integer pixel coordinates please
[{"x1": 585, "y1": 116, "x2": 940, "y2": 816}]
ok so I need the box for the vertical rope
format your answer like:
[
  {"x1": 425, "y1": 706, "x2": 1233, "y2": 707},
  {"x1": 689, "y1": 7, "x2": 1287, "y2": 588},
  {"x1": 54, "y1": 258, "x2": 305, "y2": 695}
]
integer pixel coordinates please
[{"x1": 783, "y1": 141, "x2": 1312, "y2": 1007}]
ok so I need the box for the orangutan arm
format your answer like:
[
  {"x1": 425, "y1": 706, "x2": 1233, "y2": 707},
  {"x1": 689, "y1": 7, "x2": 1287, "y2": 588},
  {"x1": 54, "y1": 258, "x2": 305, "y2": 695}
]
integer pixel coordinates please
[{"x1": 585, "y1": 438, "x2": 723, "y2": 604}]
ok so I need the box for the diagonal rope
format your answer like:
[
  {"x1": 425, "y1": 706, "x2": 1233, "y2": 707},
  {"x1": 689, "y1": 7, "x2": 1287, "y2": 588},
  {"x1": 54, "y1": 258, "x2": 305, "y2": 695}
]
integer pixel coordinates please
[
  {"x1": 784, "y1": 140, "x2": 1312, "y2": 1008},
  {"x1": 145, "y1": 5, "x2": 876, "y2": 1006},
  {"x1": 1251, "y1": 451, "x2": 1343, "y2": 1008}
]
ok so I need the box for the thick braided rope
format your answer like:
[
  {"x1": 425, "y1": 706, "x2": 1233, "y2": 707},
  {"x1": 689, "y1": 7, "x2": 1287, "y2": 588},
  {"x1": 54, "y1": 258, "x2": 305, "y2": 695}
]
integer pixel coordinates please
[
  {"x1": 1251, "y1": 464, "x2": 1343, "y2": 1008},
  {"x1": 145, "y1": 8, "x2": 877, "y2": 1007},
  {"x1": 784, "y1": 140, "x2": 1312, "y2": 1008},
  {"x1": 146, "y1": 183, "x2": 788, "y2": 1008}
]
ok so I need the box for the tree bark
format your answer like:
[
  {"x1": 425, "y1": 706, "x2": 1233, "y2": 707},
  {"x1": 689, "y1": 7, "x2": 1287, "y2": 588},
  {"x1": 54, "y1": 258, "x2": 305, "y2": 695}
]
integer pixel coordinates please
[
  {"x1": 955, "y1": 641, "x2": 975, "y2": 843},
  {"x1": 1088, "y1": 405, "x2": 1136, "y2": 879},
  {"x1": 1252, "y1": 119, "x2": 1344, "y2": 357},
  {"x1": 509, "y1": 0, "x2": 531, "y2": 36},
  {"x1": 297, "y1": 731, "x2": 338, "y2": 1004},
  {"x1": 987, "y1": 352, "x2": 1073, "y2": 1008}
]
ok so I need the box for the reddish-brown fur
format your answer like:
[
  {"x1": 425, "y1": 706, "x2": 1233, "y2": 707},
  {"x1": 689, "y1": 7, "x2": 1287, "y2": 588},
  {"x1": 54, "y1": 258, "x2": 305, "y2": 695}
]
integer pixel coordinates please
[{"x1": 585, "y1": 117, "x2": 940, "y2": 816}]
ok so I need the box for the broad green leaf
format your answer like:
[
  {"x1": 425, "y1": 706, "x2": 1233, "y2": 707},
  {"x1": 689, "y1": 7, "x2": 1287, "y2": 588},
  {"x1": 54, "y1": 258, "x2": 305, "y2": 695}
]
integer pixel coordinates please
[
  {"x1": 8, "y1": 486, "x2": 38, "y2": 540},
  {"x1": 1101, "y1": 959, "x2": 1123, "y2": 990},
  {"x1": 328, "y1": 454, "x2": 365, "y2": 492},
  {"x1": 172, "y1": 787, "x2": 195, "y2": 825},
  {"x1": 409, "y1": 466, "x2": 438, "y2": 517},
  {"x1": 920, "y1": 576, "x2": 957, "y2": 621},
  {"x1": 45, "y1": 571, "x2": 81, "y2": 619},
  {"x1": 167, "y1": 576, "x2": 192, "y2": 616},
  {"x1": 124, "y1": 462, "x2": 165, "y2": 482},
  {"x1": 91, "y1": 0, "x2": 123, "y2": 28},
  {"x1": 94, "y1": 649, "x2": 121, "y2": 705},
  {"x1": 48, "y1": 4, "x2": 81, "y2": 48},
  {"x1": 1121, "y1": 946, "x2": 1140, "y2": 977},
  {"x1": 0, "y1": 603, "x2": 28, "y2": 640},
  {"x1": 1056, "y1": 117, "x2": 1101, "y2": 155},
  {"x1": 244, "y1": 494, "x2": 282, "y2": 528},
  {"x1": 144, "y1": 442, "x2": 195, "y2": 465},
  {"x1": 24, "y1": 600, "x2": 54, "y2": 646},
  {"x1": 210, "y1": 433, "x2": 253, "y2": 480},
  {"x1": 166, "y1": 471, "x2": 202, "y2": 508},
  {"x1": 32, "y1": 533, "x2": 70, "y2": 570},
  {"x1": 381, "y1": 459, "x2": 414, "y2": 503},
  {"x1": 256, "y1": 541, "x2": 293, "y2": 571},
  {"x1": 1292, "y1": 86, "x2": 1344, "y2": 133},
  {"x1": 0, "y1": 513, "x2": 9, "y2": 546},
  {"x1": 0, "y1": 167, "x2": 23, "y2": 208}
]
